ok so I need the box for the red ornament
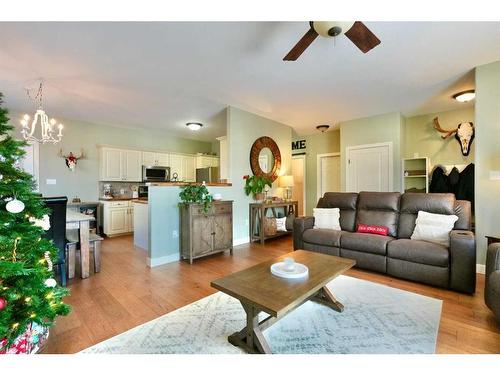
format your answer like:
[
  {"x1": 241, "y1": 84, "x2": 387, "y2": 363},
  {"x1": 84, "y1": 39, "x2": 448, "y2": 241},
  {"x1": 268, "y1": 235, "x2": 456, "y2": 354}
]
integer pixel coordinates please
[{"x1": 0, "y1": 297, "x2": 6, "y2": 311}]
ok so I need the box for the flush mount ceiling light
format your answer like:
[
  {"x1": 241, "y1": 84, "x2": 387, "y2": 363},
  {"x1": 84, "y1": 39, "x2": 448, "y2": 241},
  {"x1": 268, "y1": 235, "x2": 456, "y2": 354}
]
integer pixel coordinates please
[
  {"x1": 453, "y1": 90, "x2": 475, "y2": 103},
  {"x1": 186, "y1": 122, "x2": 203, "y2": 131},
  {"x1": 316, "y1": 124, "x2": 330, "y2": 132}
]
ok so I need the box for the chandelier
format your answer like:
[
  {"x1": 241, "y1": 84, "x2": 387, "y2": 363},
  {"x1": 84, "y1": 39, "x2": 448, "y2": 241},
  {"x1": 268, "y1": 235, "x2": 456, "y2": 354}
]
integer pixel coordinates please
[{"x1": 20, "y1": 81, "x2": 63, "y2": 144}]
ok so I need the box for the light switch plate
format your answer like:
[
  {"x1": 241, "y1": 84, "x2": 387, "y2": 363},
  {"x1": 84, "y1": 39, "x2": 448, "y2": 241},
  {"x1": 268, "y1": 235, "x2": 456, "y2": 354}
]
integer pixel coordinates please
[
  {"x1": 46, "y1": 179, "x2": 57, "y2": 185},
  {"x1": 172, "y1": 230, "x2": 179, "y2": 238},
  {"x1": 490, "y1": 171, "x2": 500, "y2": 180}
]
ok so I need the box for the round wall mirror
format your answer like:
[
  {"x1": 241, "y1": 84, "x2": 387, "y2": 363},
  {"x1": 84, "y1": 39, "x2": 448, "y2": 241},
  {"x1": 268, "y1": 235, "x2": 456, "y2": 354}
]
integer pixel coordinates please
[{"x1": 249, "y1": 136, "x2": 281, "y2": 182}]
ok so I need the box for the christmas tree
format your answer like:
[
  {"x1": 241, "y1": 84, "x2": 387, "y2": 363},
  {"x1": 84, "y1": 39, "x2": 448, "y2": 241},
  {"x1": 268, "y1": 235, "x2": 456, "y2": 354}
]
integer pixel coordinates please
[{"x1": 0, "y1": 92, "x2": 70, "y2": 350}]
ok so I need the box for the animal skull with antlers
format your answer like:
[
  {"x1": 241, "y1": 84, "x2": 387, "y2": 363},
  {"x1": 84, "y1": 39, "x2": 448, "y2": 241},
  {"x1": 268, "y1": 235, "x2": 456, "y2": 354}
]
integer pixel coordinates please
[
  {"x1": 433, "y1": 117, "x2": 474, "y2": 156},
  {"x1": 59, "y1": 149, "x2": 85, "y2": 171}
]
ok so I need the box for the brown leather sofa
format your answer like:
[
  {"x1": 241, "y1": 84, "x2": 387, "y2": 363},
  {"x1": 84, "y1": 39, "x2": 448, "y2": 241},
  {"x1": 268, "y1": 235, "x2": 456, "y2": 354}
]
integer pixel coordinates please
[
  {"x1": 293, "y1": 192, "x2": 476, "y2": 294},
  {"x1": 485, "y1": 243, "x2": 500, "y2": 321}
]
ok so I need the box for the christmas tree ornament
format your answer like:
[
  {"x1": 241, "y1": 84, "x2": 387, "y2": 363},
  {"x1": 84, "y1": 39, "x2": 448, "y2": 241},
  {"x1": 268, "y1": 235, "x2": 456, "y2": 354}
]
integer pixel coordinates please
[
  {"x1": 0, "y1": 297, "x2": 7, "y2": 310},
  {"x1": 44, "y1": 278, "x2": 57, "y2": 288},
  {"x1": 43, "y1": 251, "x2": 53, "y2": 271},
  {"x1": 6, "y1": 198, "x2": 25, "y2": 214}
]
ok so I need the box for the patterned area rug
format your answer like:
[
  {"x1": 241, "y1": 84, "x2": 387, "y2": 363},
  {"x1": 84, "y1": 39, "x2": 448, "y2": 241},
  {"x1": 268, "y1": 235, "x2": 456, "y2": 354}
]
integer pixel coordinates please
[{"x1": 81, "y1": 275, "x2": 442, "y2": 354}]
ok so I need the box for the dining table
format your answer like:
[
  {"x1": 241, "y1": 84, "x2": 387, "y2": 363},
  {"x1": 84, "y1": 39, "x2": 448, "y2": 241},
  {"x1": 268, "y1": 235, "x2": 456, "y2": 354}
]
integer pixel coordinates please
[{"x1": 66, "y1": 210, "x2": 95, "y2": 279}]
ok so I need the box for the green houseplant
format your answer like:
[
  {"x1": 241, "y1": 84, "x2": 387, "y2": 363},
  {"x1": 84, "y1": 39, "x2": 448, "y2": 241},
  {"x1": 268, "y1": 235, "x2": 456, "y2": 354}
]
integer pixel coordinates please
[
  {"x1": 243, "y1": 175, "x2": 272, "y2": 201},
  {"x1": 178, "y1": 183, "x2": 213, "y2": 214}
]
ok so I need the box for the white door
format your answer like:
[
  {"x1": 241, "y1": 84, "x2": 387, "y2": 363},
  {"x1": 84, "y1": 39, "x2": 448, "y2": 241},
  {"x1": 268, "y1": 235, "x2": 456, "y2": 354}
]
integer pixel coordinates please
[
  {"x1": 346, "y1": 143, "x2": 392, "y2": 192},
  {"x1": 142, "y1": 151, "x2": 156, "y2": 166},
  {"x1": 156, "y1": 153, "x2": 170, "y2": 167},
  {"x1": 123, "y1": 150, "x2": 142, "y2": 181},
  {"x1": 291, "y1": 155, "x2": 305, "y2": 216},
  {"x1": 317, "y1": 153, "x2": 341, "y2": 200},
  {"x1": 19, "y1": 143, "x2": 39, "y2": 190},
  {"x1": 101, "y1": 148, "x2": 122, "y2": 181}
]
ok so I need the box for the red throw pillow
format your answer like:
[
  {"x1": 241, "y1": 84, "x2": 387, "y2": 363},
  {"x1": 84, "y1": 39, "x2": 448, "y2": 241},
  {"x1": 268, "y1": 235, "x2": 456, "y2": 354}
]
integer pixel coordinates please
[{"x1": 357, "y1": 224, "x2": 389, "y2": 236}]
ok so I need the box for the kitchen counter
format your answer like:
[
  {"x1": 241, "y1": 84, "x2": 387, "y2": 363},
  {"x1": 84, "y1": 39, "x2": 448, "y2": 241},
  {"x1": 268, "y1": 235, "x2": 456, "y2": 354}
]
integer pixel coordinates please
[
  {"x1": 99, "y1": 197, "x2": 134, "y2": 201},
  {"x1": 67, "y1": 201, "x2": 101, "y2": 206},
  {"x1": 131, "y1": 199, "x2": 148, "y2": 204},
  {"x1": 148, "y1": 182, "x2": 232, "y2": 187}
]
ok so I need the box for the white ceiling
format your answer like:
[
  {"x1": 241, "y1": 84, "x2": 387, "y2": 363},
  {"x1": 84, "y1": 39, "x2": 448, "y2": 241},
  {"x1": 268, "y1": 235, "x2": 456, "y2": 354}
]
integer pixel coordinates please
[{"x1": 0, "y1": 22, "x2": 499, "y2": 140}]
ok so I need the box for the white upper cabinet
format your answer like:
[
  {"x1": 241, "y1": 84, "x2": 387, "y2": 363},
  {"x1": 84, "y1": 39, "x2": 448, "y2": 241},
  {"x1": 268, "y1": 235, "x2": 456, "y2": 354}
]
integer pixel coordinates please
[
  {"x1": 169, "y1": 153, "x2": 184, "y2": 181},
  {"x1": 99, "y1": 147, "x2": 142, "y2": 182},
  {"x1": 196, "y1": 155, "x2": 219, "y2": 169},
  {"x1": 183, "y1": 155, "x2": 196, "y2": 182},
  {"x1": 142, "y1": 151, "x2": 170, "y2": 167}
]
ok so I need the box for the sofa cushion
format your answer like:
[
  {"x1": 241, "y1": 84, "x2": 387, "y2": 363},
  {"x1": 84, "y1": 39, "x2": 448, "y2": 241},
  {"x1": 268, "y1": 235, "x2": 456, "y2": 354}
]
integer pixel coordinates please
[
  {"x1": 387, "y1": 239, "x2": 449, "y2": 267},
  {"x1": 320, "y1": 192, "x2": 358, "y2": 232},
  {"x1": 356, "y1": 192, "x2": 400, "y2": 237},
  {"x1": 398, "y1": 193, "x2": 455, "y2": 239},
  {"x1": 303, "y1": 228, "x2": 341, "y2": 247},
  {"x1": 340, "y1": 232, "x2": 394, "y2": 255}
]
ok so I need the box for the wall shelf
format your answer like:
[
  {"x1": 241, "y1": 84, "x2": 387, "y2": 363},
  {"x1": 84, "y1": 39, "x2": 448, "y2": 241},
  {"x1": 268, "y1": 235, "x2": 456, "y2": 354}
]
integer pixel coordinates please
[{"x1": 402, "y1": 157, "x2": 430, "y2": 193}]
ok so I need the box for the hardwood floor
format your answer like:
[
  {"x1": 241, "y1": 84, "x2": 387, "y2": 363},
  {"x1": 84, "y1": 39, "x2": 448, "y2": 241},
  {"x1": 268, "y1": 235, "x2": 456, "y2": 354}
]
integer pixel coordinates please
[{"x1": 42, "y1": 235, "x2": 500, "y2": 354}]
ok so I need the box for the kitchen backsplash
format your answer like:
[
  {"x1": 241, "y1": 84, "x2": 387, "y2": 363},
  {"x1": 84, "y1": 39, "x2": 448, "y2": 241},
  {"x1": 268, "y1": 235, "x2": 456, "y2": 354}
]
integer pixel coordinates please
[{"x1": 98, "y1": 181, "x2": 140, "y2": 199}]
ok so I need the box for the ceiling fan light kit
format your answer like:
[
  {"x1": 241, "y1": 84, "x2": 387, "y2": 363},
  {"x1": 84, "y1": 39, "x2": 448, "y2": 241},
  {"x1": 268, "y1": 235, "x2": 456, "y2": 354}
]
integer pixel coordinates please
[
  {"x1": 453, "y1": 90, "x2": 476, "y2": 103},
  {"x1": 284, "y1": 21, "x2": 381, "y2": 61}
]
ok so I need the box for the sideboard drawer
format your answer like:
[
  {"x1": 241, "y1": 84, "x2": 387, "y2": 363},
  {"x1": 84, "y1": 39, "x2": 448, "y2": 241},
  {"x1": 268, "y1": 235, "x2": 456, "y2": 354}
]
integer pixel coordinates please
[{"x1": 213, "y1": 203, "x2": 232, "y2": 215}]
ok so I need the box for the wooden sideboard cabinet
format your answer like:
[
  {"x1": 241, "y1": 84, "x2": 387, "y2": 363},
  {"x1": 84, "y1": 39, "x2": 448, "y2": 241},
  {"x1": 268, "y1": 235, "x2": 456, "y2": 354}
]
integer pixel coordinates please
[{"x1": 180, "y1": 200, "x2": 233, "y2": 263}]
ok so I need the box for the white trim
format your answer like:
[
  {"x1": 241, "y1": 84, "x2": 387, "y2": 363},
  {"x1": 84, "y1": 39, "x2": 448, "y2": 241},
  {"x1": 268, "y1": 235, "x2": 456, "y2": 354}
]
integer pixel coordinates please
[
  {"x1": 292, "y1": 154, "x2": 307, "y2": 215},
  {"x1": 345, "y1": 142, "x2": 393, "y2": 192},
  {"x1": 476, "y1": 264, "x2": 485, "y2": 275},
  {"x1": 147, "y1": 253, "x2": 180, "y2": 267},
  {"x1": 233, "y1": 236, "x2": 250, "y2": 246},
  {"x1": 316, "y1": 152, "x2": 340, "y2": 201}
]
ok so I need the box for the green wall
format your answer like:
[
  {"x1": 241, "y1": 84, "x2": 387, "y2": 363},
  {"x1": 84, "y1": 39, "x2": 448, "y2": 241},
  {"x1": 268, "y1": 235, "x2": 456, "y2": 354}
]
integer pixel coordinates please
[
  {"x1": 9, "y1": 111, "x2": 214, "y2": 201},
  {"x1": 404, "y1": 107, "x2": 475, "y2": 166},
  {"x1": 292, "y1": 130, "x2": 341, "y2": 215},
  {"x1": 340, "y1": 112, "x2": 404, "y2": 192},
  {"x1": 227, "y1": 106, "x2": 292, "y2": 242},
  {"x1": 475, "y1": 61, "x2": 500, "y2": 265}
]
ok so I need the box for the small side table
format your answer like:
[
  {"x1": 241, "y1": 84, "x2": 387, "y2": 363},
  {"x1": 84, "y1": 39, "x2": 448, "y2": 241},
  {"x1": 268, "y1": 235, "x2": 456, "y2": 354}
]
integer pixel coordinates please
[
  {"x1": 249, "y1": 200, "x2": 298, "y2": 244},
  {"x1": 486, "y1": 236, "x2": 500, "y2": 246}
]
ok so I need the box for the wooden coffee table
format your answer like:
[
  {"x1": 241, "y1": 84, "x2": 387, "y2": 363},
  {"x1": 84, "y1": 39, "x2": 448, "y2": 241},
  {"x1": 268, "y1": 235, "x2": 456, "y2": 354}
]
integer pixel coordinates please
[{"x1": 210, "y1": 250, "x2": 356, "y2": 354}]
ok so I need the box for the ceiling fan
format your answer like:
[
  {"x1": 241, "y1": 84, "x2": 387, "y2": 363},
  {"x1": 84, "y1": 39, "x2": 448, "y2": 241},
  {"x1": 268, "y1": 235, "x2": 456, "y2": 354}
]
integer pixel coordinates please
[{"x1": 283, "y1": 21, "x2": 381, "y2": 61}]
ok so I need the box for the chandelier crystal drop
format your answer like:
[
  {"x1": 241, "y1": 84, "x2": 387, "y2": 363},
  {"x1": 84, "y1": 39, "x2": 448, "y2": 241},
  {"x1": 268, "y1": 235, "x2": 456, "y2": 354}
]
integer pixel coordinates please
[{"x1": 20, "y1": 81, "x2": 63, "y2": 144}]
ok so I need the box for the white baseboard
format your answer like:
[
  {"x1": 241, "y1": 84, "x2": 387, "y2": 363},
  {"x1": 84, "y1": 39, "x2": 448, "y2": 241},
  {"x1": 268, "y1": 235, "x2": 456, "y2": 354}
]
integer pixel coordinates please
[
  {"x1": 476, "y1": 264, "x2": 486, "y2": 275},
  {"x1": 148, "y1": 253, "x2": 180, "y2": 268},
  {"x1": 233, "y1": 237, "x2": 250, "y2": 247}
]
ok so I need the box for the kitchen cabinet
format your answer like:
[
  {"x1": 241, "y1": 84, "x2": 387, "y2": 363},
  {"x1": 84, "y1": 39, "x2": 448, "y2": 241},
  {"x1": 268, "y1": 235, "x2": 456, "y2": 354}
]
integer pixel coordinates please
[
  {"x1": 169, "y1": 153, "x2": 196, "y2": 182},
  {"x1": 143, "y1": 151, "x2": 170, "y2": 167},
  {"x1": 180, "y1": 201, "x2": 233, "y2": 263},
  {"x1": 196, "y1": 155, "x2": 219, "y2": 169},
  {"x1": 99, "y1": 147, "x2": 142, "y2": 182},
  {"x1": 101, "y1": 200, "x2": 134, "y2": 236}
]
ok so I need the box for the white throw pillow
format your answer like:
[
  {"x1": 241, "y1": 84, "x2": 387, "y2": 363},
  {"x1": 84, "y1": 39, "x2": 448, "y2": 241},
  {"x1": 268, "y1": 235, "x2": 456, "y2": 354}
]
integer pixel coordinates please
[
  {"x1": 313, "y1": 208, "x2": 341, "y2": 230},
  {"x1": 410, "y1": 211, "x2": 459, "y2": 247},
  {"x1": 276, "y1": 217, "x2": 287, "y2": 232}
]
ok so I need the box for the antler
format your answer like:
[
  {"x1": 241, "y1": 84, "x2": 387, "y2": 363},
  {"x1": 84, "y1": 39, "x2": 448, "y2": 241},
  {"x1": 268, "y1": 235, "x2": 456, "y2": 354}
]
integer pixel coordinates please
[
  {"x1": 433, "y1": 117, "x2": 457, "y2": 139},
  {"x1": 59, "y1": 148, "x2": 85, "y2": 160}
]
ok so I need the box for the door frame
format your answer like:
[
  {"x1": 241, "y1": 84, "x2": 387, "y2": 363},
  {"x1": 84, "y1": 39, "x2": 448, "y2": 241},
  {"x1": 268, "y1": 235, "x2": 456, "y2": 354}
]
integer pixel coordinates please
[
  {"x1": 316, "y1": 152, "x2": 340, "y2": 201},
  {"x1": 345, "y1": 142, "x2": 393, "y2": 192},
  {"x1": 291, "y1": 154, "x2": 307, "y2": 215}
]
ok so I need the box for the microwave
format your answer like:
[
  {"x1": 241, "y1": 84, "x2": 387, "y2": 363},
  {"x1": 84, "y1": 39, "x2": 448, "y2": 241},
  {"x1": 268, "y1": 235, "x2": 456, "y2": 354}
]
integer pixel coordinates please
[{"x1": 142, "y1": 165, "x2": 170, "y2": 182}]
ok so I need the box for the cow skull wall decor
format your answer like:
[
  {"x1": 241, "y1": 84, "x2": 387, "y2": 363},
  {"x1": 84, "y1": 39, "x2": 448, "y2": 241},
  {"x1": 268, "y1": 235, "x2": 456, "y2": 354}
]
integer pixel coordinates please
[
  {"x1": 59, "y1": 149, "x2": 85, "y2": 171},
  {"x1": 433, "y1": 117, "x2": 475, "y2": 156}
]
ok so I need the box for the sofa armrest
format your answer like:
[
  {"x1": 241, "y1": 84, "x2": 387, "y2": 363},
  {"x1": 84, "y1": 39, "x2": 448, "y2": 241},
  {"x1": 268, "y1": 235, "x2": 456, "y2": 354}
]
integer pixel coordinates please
[
  {"x1": 449, "y1": 230, "x2": 476, "y2": 294},
  {"x1": 293, "y1": 216, "x2": 315, "y2": 250},
  {"x1": 486, "y1": 243, "x2": 500, "y2": 276},
  {"x1": 485, "y1": 244, "x2": 500, "y2": 310}
]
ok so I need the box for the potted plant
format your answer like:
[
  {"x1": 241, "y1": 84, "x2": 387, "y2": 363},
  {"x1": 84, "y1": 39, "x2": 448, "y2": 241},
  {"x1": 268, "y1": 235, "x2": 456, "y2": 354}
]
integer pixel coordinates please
[
  {"x1": 178, "y1": 183, "x2": 213, "y2": 214},
  {"x1": 243, "y1": 175, "x2": 272, "y2": 201}
]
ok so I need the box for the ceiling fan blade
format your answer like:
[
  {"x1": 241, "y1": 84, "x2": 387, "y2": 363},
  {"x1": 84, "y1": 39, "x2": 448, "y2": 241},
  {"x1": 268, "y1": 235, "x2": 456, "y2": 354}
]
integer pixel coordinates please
[
  {"x1": 283, "y1": 28, "x2": 319, "y2": 61},
  {"x1": 344, "y1": 21, "x2": 381, "y2": 53}
]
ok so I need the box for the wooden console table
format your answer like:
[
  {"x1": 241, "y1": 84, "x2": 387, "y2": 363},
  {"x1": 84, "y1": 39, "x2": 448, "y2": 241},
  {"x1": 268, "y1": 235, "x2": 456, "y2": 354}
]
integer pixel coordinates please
[{"x1": 249, "y1": 200, "x2": 298, "y2": 244}]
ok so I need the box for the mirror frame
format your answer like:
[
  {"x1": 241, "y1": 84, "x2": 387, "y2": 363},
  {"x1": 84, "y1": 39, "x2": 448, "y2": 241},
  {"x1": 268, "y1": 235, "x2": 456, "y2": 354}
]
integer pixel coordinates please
[{"x1": 249, "y1": 136, "x2": 281, "y2": 182}]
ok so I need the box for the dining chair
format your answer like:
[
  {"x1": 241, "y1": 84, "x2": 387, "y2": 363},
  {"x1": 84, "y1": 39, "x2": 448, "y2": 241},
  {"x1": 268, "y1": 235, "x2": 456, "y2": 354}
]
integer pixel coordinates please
[{"x1": 40, "y1": 196, "x2": 68, "y2": 286}]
